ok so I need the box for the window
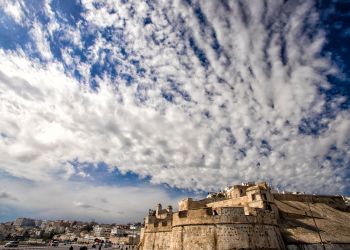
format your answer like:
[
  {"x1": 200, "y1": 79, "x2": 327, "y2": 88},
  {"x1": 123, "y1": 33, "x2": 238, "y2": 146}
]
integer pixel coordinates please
[
  {"x1": 251, "y1": 194, "x2": 256, "y2": 200},
  {"x1": 178, "y1": 211, "x2": 188, "y2": 218}
]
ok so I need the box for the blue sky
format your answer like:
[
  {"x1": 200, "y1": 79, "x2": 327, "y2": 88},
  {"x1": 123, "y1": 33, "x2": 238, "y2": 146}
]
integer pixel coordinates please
[{"x1": 0, "y1": 0, "x2": 349, "y2": 223}]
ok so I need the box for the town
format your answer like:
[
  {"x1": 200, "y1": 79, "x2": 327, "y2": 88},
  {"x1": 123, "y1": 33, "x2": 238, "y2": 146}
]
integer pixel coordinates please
[{"x1": 0, "y1": 218, "x2": 141, "y2": 249}]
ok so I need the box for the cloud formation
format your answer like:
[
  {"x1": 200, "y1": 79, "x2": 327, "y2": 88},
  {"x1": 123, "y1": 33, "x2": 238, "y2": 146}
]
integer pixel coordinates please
[
  {"x1": 0, "y1": 176, "x2": 180, "y2": 223},
  {"x1": 0, "y1": 191, "x2": 18, "y2": 201},
  {"x1": 0, "y1": 0, "x2": 349, "y2": 204},
  {"x1": 0, "y1": 0, "x2": 25, "y2": 25}
]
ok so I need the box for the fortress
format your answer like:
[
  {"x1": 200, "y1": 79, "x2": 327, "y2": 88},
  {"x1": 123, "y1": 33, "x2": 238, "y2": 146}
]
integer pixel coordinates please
[{"x1": 139, "y1": 182, "x2": 350, "y2": 250}]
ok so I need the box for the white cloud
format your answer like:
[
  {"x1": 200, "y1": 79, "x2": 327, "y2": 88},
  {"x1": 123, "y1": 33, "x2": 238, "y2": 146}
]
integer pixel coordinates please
[
  {"x1": 81, "y1": 0, "x2": 125, "y2": 28},
  {"x1": 44, "y1": 0, "x2": 61, "y2": 37},
  {"x1": 0, "y1": 176, "x2": 180, "y2": 223},
  {"x1": 0, "y1": 0, "x2": 25, "y2": 25},
  {"x1": 29, "y1": 22, "x2": 53, "y2": 61},
  {"x1": 0, "y1": 0, "x2": 349, "y2": 204}
]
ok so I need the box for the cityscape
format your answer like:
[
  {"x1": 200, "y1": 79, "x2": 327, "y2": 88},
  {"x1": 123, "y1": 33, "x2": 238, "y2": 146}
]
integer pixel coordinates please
[{"x1": 0, "y1": 217, "x2": 141, "y2": 248}]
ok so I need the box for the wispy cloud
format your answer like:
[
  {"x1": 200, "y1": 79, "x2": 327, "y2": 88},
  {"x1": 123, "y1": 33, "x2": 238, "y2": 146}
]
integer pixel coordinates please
[
  {"x1": 0, "y1": 191, "x2": 18, "y2": 201},
  {"x1": 74, "y1": 202, "x2": 110, "y2": 213},
  {"x1": 0, "y1": 0, "x2": 25, "y2": 25}
]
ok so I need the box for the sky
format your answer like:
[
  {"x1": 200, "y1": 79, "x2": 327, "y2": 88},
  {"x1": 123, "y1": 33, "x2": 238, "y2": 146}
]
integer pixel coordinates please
[{"x1": 0, "y1": 0, "x2": 349, "y2": 223}]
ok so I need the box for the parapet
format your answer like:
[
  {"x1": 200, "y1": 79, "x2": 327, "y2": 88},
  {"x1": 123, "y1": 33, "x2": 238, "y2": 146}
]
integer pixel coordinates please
[
  {"x1": 143, "y1": 218, "x2": 172, "y2": 233},
  {"x1": 172, "y1": 206, "x2": 278, "y2": 227},
  {"x1": 178, "y1": 197, "x2": 225, "y2": 211},
  {"x1": 144, "y1": 203, "x2": 174, "y2": 232}
]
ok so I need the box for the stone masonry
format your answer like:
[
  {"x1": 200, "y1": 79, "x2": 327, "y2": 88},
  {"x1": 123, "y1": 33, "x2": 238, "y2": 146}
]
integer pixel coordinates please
[{"x1": 139, "y1": 182, "x2": 350, "y2": 250}]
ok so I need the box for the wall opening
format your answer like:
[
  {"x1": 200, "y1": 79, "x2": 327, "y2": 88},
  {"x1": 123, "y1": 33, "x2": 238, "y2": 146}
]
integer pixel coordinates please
[
  {"x1": 252, "y1": 194, "x2": 256, "y2": 200},
  {"x1": 178, "y1": 211, "x2": 188, "y2": 218}
]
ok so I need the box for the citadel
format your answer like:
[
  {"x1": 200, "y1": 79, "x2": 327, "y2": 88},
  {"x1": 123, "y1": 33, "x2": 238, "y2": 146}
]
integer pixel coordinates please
[{"x1": 139, "y1": 182, "x2": 350, "y2": 250}]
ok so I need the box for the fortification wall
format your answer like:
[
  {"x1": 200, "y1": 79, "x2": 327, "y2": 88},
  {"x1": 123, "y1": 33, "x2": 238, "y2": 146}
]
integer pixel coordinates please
[
  {"x1": 141, "y1": 219, "x2": 172, "y2": 250},
  {"x1": 170, "y1": 224, "x2": 285, "y2": 250},
  {"x1": 142, "y1": 231, "x2": 172, "y2": 250},
  {"x1": 206, "y1": 196, "x2": 248, "y2": 209},
  {"x1": 141, "y1": 207, "x2": 284, "y2": 249},
  {"x1": 144, "y1": 218, "x2": 172, "y2": 231},
  {"x1": 273, "y1": 194, "x2": 346, "y2": 210},
  {"x1": 178, "y1": 197, "x2": 225, "y2": 211},
  {"x1": 172, "y1": 207, "x2": 277, "y2": 226},
  {"x1": 286, "y1": 243, "x2": 350, "y2": 250}
]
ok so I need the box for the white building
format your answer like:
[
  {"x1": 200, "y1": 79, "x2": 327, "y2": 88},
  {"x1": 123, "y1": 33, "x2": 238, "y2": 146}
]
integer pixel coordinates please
[
  {"x1": 111, "y1": 227, "x2": 126, "y2": 237},
  {"x1": 93, "y1": 225, "x2": 106, "y2": 237}
]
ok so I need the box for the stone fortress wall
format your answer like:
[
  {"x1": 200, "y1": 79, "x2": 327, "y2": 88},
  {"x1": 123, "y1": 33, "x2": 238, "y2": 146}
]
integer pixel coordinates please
[
  {"x1": 140, "y1": 182, "x2": 286, "y2": 249},
  {"x1": 273, "y1": 193, "x2": 346, "y2": 209},
  {"x1": 171, "y1": 206, "x2": 285, "y2": 250},
  {"x1": 142, "y1": 207, "x2": 284, "y2": 249},
  {"x1": 141, "y1": 204, "x2": 173, "y2": 250},
  {"x1": 139, "y1": 182, "x2": 350, "y2": 250}
]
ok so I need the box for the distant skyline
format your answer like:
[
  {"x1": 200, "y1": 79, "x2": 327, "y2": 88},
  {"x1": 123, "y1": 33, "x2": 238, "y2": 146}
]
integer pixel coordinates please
[
  {"x1": 3, "y1": 216, "x2": 141, "y2": 224},
  {"x1": 0, "y1": 0, "x2": 349, "y2": 223}
]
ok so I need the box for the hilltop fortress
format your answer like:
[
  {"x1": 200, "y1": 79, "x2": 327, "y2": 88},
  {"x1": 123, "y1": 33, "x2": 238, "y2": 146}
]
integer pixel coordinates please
[{"x1": 139, "y1": 182, "x2": 350, "y2": 250}]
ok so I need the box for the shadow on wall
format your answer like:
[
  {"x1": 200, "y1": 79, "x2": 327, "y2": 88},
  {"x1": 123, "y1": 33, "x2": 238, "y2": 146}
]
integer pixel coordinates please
[{"x1": 286, "y1": 243, "x2": 350, "y2": 250}]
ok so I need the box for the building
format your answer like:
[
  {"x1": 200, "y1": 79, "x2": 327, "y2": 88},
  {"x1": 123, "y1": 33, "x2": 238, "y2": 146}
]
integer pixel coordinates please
[
  {"x1": 111, "y1": 226, "x2": 126, "y2": 237},
  {"x1": 139, "y1": 182, "x2": 350, "y2": 250},
  {"x1": 40, "y1": 220, "x2": 48, "y2": 230},
  {"x1": 34, "y1": 220, "x2": 42, "y2": 227},
  {"x1": 34, "y1": 229, "x2": 43, "y2": 238},
  {"x1": 110, "y1": 225, "x2": 141, "y2": 246},
  {"x1": 13, "y1": 218, "x2": 36, "y2": 227},
  {"x1": 93, "y1": 225, "x2": 106, "y2": 237}
]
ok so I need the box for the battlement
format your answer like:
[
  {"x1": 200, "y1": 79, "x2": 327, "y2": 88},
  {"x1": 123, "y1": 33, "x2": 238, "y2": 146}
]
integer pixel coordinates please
[
  {"x1": 172, "y1": 206, "x2": 277, "y2": 227},
  {"x1": 144, "y1": 203, "x2": 173, "y2": 233},
  {"x1": 143, "y1": 218, "x2": 172, "y2": 233},
  {"x1": 178, "y1": 197, "x2": 225, "y2": 211}
]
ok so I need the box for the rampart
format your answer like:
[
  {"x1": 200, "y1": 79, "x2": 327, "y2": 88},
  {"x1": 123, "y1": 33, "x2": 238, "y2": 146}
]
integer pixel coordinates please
[
  {"x1": 206, "y1": 196, "x2": 247, "y2": 209},
  {"x1": 172, "y1": 206, "x2": 277, "y2": 226},
  {"x1": 141, "y1": 206, "x2": 285, "y2": 249},
  {"x1": 142, "y1": 220, "x2": 172, "y2": 250},
  {"x1": 178, "y1": 197, "x2": 225, "y2": 211},
  {"x1": 273, "y1": 193, "x2": 347, "y2": 210}
]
